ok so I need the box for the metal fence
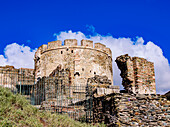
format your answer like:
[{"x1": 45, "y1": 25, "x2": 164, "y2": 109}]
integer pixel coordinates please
[
  {"x1": 0, "y1": 69, "x2": 93, "y2": 123},
  {"x1": 0, "y1": 69, "x2": 34, "y2": 100}
]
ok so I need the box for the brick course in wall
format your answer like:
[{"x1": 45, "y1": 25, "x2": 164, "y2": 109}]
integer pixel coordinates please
[{"x1": 115, "y1": 54, "x2": 156, "y2": 94}]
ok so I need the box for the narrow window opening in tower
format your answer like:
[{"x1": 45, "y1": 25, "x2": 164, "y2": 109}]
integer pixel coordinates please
[
  {"x1": 74, "y1": 72, "x2": 80, "y2": 76},
  {"x1": 90, "y1": 70, "x2": 91, "y2": 73},
  {"x1": 71, "y1": 50, "x2": 73, "y2": 53},
  {"x1": 82, "y1": 68, "x2": 84, "y2": 71},
  {"x1": 94, "y1": 72, "x2": 96, "y2": 74},
  {"x1": 66, "y1": 48, "x2": 69, "y2": 51},
  {"x1": 61, "y1": 51, "x2": 63, "y2": 54}
]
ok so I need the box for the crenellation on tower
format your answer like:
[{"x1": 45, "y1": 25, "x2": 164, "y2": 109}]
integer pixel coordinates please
[
  {"x1": 36, "y1": 39, "x2": 112, "y2": 57},
  {"x1": 64, "y1": 39, "x2": 77, "y2": 46},
  {"x1": 104, "y1": 47, "x2": 112, "y2": 57},
  {"x1": 41, "y1": 44, "x2": 48, "y2": 53},
  {"x1": 48, "y1": 40, "x2": 62, "y2": 49},
  {"x1": 94, "y1": 43, "x2": 106, "y2": 51},
  {"x1": 34, "y1": 47, "x2": 41, "y2": 59},
  {"x1": 81, "y1": 39, "x2": 93, "y2": 48}
]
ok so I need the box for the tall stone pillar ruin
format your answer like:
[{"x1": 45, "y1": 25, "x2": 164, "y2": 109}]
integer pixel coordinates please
[{"x1": 116, "y1": 54, "x2": 156, "y2": 94}]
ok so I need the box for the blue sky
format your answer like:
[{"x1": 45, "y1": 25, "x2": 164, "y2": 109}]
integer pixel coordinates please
[
  {"x1": 0, "y1": 0, "x2": 170, "y2": 93},
  {"x1": 0, "y1": 0, "x2": 170, "y2": 57}
]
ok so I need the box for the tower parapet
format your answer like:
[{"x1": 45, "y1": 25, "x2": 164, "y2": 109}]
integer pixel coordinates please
[
  {"x1": 41, "y1": 44, "x2": 47, "y2": 53},
  {"x1": 40, "y1": 39, "x2": 112, "y2": 57},
  {"x1": 34, "y1": 47, "x2": 41, "y2": 58},
  {"x1": 81, "y1": 39, "x2": 93, "y2": 48},
  {"x1": 94, "y1": 43, "x2": 106, "y2": 51},
  {"x1": 64, "y1": 39, "x2": 77, "y2": 46},
  {"x1": 34, "y1": 44, "x2": 47, "y2": 58},
  {"x1": 105, "y1": 48, "x2": 112, "y2": 57},
  {"x1": 48, "y1": 40, "x2": 62, "y2": 49}
]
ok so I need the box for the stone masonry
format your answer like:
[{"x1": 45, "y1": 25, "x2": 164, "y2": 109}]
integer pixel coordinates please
[
  {"x1": 34, "y1": 39, "x2": 113, "y2": 87},
  {"x1": 33, "y1": 66, "x2": 70, "y2": 105},
  {"x1": 34, "y1": 67, "x2": 87, "y2": 120},
  {"x1": 0, "y1": 65, "x2": 34, "y2": 91},
  {"x1": 115, "y1": 54, "x2": 156, "y2": 94},
  {"x1": 93, "y1": 93, "x2": 170, "y2": 127},
  {"x1": 87, "y1": 75, "x2": 120, "y2": 97}
]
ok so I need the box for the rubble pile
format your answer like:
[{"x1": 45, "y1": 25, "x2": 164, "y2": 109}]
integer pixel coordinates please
[
  {"x1": 87, "y1": 75, "x2": 112, "y2": 87},
  {"x1": 93, "y1": 93, "x2": 170, "y2": 126},
  {"x1": 87, "y1": 75, "x2": 120, "y2": 96}
]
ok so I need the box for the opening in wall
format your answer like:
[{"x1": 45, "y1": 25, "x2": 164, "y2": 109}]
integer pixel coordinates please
[
  {"x1": 82, "y1": 68, "x2": 84, "y2": 71},
  {"x1": 71, "y1": 50, "x2": 73, "y2": 53},
  {"x1": 94, "y1": 72, "x2": 96, "y2": 74},
  {"x1": 74, "y1": 72, "x2": 80, "y2": 76},
  {"x1": 61, "y1": 51, "x2": 63, "y2": 54}
]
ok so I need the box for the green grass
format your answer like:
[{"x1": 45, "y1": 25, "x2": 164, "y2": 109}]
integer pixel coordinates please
[{"x1": 0, "y1": 86, "x2": 105, "y2": 127}]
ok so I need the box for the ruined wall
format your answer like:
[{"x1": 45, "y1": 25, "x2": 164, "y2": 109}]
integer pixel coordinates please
[
  {"x1": 115, "y1": 54, "x2": 156, "y2": 94},
  {"x1": 0, "y1": 66, "x2": 18, "y2": 91},
  {"x1": 18, "y1": 68, "x2": 34, "y2": 85},
  {"x1": 0, "y1": 65, "x2": 34, "y2": 92},
  {"x1": 34, "y1": 39, "x2": 113, "y2": 87},
  {"x1": 87, "y1": 75, "x2": 120, "y2": 96},
  {"x1": 93, "y1": 93, "x2": 170, "y2": 127},
  {"x1": 33, "y1": 68, "x2": 87, "y2": 120},
  {"x1": 33, "y1": 68, "x2": 70, "y2": 105},
  {"x1": 33, "y1": 67, "x2": 87, "y2": 104}
]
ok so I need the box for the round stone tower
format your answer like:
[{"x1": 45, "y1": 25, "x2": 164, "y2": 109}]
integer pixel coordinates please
[{"x1": 34, "y1": 39, "x2": 113, "y2": 87}]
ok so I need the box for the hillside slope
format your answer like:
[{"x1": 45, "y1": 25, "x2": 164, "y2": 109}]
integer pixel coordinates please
[{"x1": 0, "y1": 86, "x2": 104, "y2": 127}]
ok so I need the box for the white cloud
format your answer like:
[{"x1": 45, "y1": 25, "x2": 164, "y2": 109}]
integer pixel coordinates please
[
  {"x1": 0, "y1": 43, "x2": 36, "y2": 68},
  {"x1": 54, "y1": 30, "x2": 170, "y2": 94},
  {"x1": 55, "y1": 30, "x2": 86, "y2": 44}
]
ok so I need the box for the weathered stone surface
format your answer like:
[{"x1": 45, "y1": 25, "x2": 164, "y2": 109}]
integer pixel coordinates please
[
  {"x1": 0, "y1": 65, "x2": 34, "y2": 91},
  {"x1": 115, "y1": 54, "x2": 156, "y2": 94},
  {"x1": 34, "y1": 39, "x2": 113, "y2": 87},
  {"x1": 86, "y1": 75, "x2": 120, "y2": 97},
  {"x1": 33, "y1": 67, "x2": 72, "y2": 105},
  {"x1": 165, "y1": 91, "x2": 170, "y2": 100},
  {"x1": 93, "y1": 93, "x2": 170, "y2": 127}
]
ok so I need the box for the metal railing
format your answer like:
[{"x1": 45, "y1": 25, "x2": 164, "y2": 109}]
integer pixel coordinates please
[{"x1": 0, "y1": 69, "x2": 93, "y2": 122}]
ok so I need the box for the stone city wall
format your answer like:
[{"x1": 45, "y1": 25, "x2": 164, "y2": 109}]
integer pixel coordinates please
[
  {"x1": 0, "y1": 65, "x2": 34, "y2": 91},
  {"x1": 93, "y1": 93, "x2": 170, "y2": 127}
]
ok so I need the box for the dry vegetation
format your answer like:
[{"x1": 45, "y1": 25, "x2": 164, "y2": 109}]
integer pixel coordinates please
[{"x1": 0, "y1": 86, "x2": 105, "y2": 127}]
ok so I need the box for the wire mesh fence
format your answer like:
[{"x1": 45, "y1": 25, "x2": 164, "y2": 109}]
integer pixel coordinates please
[{"x1": 0, "y1": 69, "x2": 93, "y2": 123}]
